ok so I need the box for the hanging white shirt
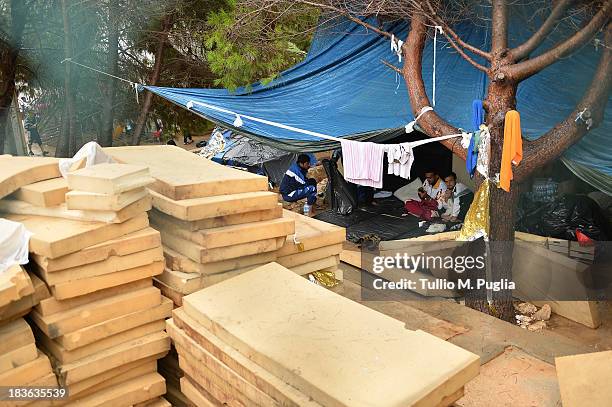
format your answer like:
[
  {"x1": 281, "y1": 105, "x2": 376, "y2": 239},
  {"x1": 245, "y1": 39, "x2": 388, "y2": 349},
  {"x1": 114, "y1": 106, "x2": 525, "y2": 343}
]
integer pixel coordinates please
[{"x1": 387, "y1": 143, "x2": 414, "y2": 179}]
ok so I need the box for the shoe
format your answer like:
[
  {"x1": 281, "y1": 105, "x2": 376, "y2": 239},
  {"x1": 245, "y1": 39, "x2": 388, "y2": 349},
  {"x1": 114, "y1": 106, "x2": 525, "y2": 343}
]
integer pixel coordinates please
[{"x1": 28, "y1": 150, "x2": 34, "y2": 156}]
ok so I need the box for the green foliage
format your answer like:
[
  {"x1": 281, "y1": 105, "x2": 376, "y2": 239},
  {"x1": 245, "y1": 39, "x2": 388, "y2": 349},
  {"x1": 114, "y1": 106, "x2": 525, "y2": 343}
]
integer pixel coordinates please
[
  {"x1": 1, "y1": 0, "x2": 319, "y2": 148},
  {"x1": 201, "y1": 0, "x2": 318, "y2": 91}
]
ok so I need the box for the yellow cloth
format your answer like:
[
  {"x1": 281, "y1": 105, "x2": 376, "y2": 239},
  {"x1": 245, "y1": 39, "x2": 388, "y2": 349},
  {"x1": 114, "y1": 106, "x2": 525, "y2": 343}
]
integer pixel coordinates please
[
  {"x1": 500, "y1": 110, "x2": 523, "y2": 191},
  {"x1": 457, "y1": 179, "x2": 490, "y2": 241}
]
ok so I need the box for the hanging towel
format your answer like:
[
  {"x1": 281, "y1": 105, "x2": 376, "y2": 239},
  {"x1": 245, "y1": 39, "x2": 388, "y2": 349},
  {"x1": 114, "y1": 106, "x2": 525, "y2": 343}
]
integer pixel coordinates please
[
  {"x1": 466, "y1": 130, "x2": 479, "y2": 178},
  {"x1": 340, "y1": 139, "x2": 386, "y2": 188},
  {"x1": 500, "y1": 110, "x2": 523, "y2": 192},
  {"x1": 387, "y1": 143, "x2": 414, "y2": 179},
  {"x1": 472, "y1": 100, "x2": 485, "y2": 131}
]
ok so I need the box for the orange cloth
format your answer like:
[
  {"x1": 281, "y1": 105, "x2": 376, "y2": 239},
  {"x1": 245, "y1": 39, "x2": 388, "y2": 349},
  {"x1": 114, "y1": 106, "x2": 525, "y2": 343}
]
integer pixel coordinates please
[{"x1": 500, "y1": 110, "x2": 523, "y2": 192}]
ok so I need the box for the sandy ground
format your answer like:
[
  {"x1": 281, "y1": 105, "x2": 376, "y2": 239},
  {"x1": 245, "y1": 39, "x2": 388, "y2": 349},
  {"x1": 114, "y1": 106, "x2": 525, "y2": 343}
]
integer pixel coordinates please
[{"x1": 334, "y1": 264, "x2": 612, "y2": 407}]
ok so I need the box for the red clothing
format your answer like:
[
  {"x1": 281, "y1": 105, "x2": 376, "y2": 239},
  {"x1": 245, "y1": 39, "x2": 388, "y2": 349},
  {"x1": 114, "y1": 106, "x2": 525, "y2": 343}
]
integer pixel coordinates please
[{"x1": 405, "y1": 199, "x2": 438, "y2": 220}]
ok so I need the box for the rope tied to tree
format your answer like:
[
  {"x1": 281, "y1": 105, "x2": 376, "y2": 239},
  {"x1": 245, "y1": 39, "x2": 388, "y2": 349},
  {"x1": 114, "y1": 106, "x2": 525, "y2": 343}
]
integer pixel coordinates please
[{"x1": 60, "y1": 58, "x2": 144, "y2": 103}]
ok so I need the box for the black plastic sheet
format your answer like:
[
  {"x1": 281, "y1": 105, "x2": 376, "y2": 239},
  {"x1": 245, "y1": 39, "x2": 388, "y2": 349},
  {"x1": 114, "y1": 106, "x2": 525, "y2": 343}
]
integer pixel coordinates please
[
  {"x1": 516, "y1": 194, "x2": 611, "y2": 241},
  {"x1": 322, "y1": 158, "x2": 358, "y2": 215}
]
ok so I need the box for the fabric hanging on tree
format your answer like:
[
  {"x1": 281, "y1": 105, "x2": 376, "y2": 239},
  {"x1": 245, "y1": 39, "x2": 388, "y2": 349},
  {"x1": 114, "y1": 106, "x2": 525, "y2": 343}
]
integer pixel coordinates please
[
  {"x1": 476, "y1": 125, "x2": 491, "y2": 178},
  {"x1": 472, "y1": 100, "x2": 485, "y2": 130},
  {"x1": 466, "y1": 100, "x2": 485, "y2": 178},
  {"x1": 500, "y1": 110, "x2": 523, "y2": 191},
  {"x1": 466, "y1": 131, "x2": 480, "y2": 178},
  {"x1": 457, "y1": 179, "x2": 490, "y2": 241}
]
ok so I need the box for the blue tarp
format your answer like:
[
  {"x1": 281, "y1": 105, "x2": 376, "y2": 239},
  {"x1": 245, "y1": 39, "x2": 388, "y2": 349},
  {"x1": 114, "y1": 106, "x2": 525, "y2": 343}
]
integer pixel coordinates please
[{"x1": 145, "y1": 13, "x2": 611, "y2": 186}]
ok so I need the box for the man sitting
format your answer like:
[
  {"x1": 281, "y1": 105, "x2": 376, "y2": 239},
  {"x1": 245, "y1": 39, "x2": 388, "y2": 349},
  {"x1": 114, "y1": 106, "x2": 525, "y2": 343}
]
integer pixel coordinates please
[
  {"x1": 437, "y1": 172, "x2": 472, "y2": 222},
  {"x1": 404, "y1": 169, "x2": 447, "y2": 220},
  {"x1": 280, "y1": 154, "x2": 317, "y2": 207}
]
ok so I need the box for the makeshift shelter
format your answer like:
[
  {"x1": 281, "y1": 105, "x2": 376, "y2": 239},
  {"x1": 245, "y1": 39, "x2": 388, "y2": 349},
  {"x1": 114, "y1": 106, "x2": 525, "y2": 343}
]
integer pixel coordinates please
[
  {"x1": 144, "y1": 14, "x2": 611, "y2": 196},
  {"x1": 143, "y1": 13, "x2": 610, "y2": 242},
  {"x1": 200, "y1": 127, "x2": 317, "y2": 187}
]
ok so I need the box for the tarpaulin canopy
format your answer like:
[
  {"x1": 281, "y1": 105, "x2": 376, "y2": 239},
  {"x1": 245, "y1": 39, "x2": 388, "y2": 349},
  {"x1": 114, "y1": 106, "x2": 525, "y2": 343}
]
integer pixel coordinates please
[
  {"x1": 146, "y1": 13, "x2": 611, "y2": 194},
  {"x1": 205, "y1": 128, "x2": 314, "y2": 186}
]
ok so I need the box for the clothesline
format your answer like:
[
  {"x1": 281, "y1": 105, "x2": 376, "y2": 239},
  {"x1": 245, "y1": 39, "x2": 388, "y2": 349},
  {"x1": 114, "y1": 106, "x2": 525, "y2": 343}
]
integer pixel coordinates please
[{"x1": 186, "y1": 100, "x2": 466, "y2": 150}]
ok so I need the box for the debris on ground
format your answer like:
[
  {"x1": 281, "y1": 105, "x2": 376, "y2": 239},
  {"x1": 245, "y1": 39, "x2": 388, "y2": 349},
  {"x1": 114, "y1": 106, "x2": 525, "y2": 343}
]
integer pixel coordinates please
[
  {"x1": 516, "y1": 314, "x2": 533, "y2": 328},
  {"x1": 527, "y1": 320, "x2": 547, "y2": 332},
  {"x1": 514, "y1": 302, "x2": 551, "y2": 331},
  {"x1": 317, "y1": 178, "x2": 328, "y2": 195},
  {"x1": 533, "y1": 304, "x2": 552, "y2": 321},
  {"x1": 514, "y1": 302, "x2": 537, "y2": 315}
]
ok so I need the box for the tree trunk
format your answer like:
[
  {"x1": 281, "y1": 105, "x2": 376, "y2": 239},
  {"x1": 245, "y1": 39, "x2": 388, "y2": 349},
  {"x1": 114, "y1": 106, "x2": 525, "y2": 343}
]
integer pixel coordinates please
[
  {"x1": 99, "y1": 0, "x2": 119, "y2": 147},
  {"x1": 132, "y1": 15, "x2": 172, "y2": 146},
  {"x1": 0, "y1": 0, "x2": 27, "y2": 155},
  {"x1": 0, "y1": 46, "x2": 18, "y2": 156},
  {"x1": 480, "y1": 63, "x2": 519, "y2": 321},
  {"x1": 403, "y1": 14, "x2": 521, "y2": 322},
  {"x1": 59, "y1": 0, "x2": 79, "y2": 157},
  {"x1": 56, "y1": 103, "x2": 69, "y2": 158}
]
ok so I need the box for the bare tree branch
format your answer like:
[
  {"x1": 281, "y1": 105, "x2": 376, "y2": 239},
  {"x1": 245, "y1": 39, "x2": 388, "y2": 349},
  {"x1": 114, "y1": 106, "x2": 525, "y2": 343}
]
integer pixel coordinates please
[
  {"x1": 508, "y1": 1, "x2": 611, "y2": 80},
  {"x1": 510, "y1": 0, "x2": 574, "y2": 61},
  {"x1": 402, "y1": 14, "x2": 466, "y2": 160},
  {"x1": 491, "y1": 0, "x2": 508, "y2": 53},
  {"x1": 381, "y1": 59, "x2": 401, "y2": 74},
  {"x1": 516, "y1": 23, "x2": 611, "y2": 181},
  {"x1": 436, "y1": 25, "x2": 490, "y2": 72},
  {"x1": 423, "y1": 0, "x2": 491, "y2": 60},
  {"x1": 294, "y1": 0, "x2": 394, "y2": 39}
]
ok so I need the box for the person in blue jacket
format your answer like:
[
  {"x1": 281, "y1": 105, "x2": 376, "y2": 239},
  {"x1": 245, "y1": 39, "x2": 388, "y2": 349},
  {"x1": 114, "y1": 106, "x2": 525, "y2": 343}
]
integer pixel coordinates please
[{"x1": 280, "y1": 154, "x2": 317, "y2": 206}]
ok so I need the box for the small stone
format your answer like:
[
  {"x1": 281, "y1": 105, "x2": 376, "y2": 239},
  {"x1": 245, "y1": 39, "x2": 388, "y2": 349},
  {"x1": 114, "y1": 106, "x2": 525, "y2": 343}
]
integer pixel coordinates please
[
  {"x1": 515, "y1": 302, "x2": 537, "y2": 315},
  {"x1": 533, "y1": 304, "x2": 552, "y2": 321},
  {"x1": 527, "y1": 320, "x2": 547, "y2": 332}
]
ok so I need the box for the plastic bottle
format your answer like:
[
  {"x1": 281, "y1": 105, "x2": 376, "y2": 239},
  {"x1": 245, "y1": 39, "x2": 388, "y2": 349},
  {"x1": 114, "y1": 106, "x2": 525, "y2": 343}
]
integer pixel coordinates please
[{"x1": 303, "y1": 203, "x2": 311, "y2": 216}]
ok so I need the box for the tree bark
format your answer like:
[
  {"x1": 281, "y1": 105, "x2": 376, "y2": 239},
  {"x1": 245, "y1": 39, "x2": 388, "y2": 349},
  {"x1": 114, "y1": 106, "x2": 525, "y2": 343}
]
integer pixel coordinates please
[
  {"x1": 0, "y1": 0, "x2": 27, "y2": 155},
  {"x1": 132, "y1": 15, "x2": 172, "y2": 146},
  {"x1": 58, "y1": 0, "x2": 79, "y2": 158},
  {"x1": 491, "y1": 0, "x2": 508, "y2": 53},
  {"x1": 99, "y1": 0, "x2": 120, "y2": 147},
  {"x1": 510, "y1": 0, "x2": 574, "y2": 61},
  {"x1": 401, "y1": 16, "x2": 466, "y2": 160}
]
